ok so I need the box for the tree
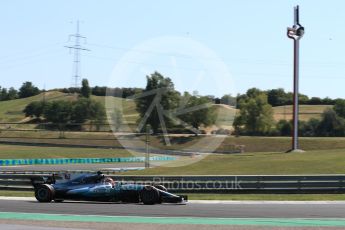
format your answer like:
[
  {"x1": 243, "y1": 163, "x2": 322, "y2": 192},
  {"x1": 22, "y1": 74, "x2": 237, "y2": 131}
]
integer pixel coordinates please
[
  {"x1": 276, "y1": 119, "x2": 292, "y2": 136},
  {"x1": 18, "y1": 82, "x2": 40, "y2": 98},
  {"x1": 0, "y1": 87, "x2": 8, "y2": 101},
  {"x1": 88, "y1": 100, "x2": 106, "y2": 127},
  {"x1": 44, "y1": 101, "x2": 72, "y2": 124},
  {"x1": 71, "y1": 98, "x2": 91, "y2": 123},
  {"x1": 267, "y1": 88, "x2": 288, "y2": 106},
  {"x1": 309, "y1": 97, "x2": 322, "y2": 105},
  {"x1": 23, "y1": 101, "x2": 45, "y2": 119},
  {"x1": 235, "y1": 92, "x2": 274, "y2": 135},
  {"x1": 299, "y1": 93, "x2": 309, "y2": 105},
  {"x1": 300, "y1": 118, "x2": 320, "y2": 137},
  {"x1": 179, "y1": 93, "x2": 216, "y2": 132},
  {"x1": 322, "y1": 97, "x2": 335, "y2": 105},
  {"x1": 334, "y1": 99, "x2": 345, "y2": 118},
  {"x1": 81, "y1": 79, "x2": 91, "y2": 98},
  {"x1": 317, "y1": 109, "x2": 345, "y2": 136},
  {"x1": 246, "y1": 88, "x2": 262, "y2": 99},
  {"x1": 135, "y1": 72, "x2": 180, "y2": 134},
  {"x1": 220, "y1": 94, "x2": 236, "y2": 106},
  {"x1": 70, "y1": 98, "x2": 106, "y2": 130},
  {"x1": 92, "y1": 86, "x2": 106, "y2": 96},
  {"x1": 0, "y1": 87, "x2": 18, "y2": 101},
  {"x1": 7, "y1": 87, "x2": 18, "y2": 100}
]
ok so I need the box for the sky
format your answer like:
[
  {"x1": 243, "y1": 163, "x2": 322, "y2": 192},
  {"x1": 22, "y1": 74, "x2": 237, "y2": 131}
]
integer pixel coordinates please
[{"x1": 0, "y1": 0, "x2": 345, "y2": 98}]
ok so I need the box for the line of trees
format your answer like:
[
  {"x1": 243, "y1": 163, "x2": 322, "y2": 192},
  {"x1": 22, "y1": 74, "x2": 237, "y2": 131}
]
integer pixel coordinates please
[
  {"x1": 234, "y1": 88, "x2": 345, "y2": 137},
  {"x1": 23, "y1": 98, "x2": 105, "y2": 130},
  {"x1": 276, "y1": 101, "x2": 345, "y2": 137},
  {"x1": 0, "y1": 82, "x2": 40, "y2": 101},
  {"x1": 88, "y1": 86, "x2": 338, "y2": 107},
  {"x1": 264, "y1": 88, "x2": 336, "y2": 106},
  {"x1": 59, "y1": 86, "x2": 143, "y2": 99},
  {"x1": 23, "y1": 79, "x2": 105, "y2": 131},
  {"x1": 1, "y1": 81, "x2": 340, "y2": 109}
]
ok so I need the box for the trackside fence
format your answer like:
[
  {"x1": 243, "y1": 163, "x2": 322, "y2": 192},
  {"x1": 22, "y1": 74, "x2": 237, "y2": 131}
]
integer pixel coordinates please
[{"x1": 1, "y1": 172, "x2": 345, "y2": 194}]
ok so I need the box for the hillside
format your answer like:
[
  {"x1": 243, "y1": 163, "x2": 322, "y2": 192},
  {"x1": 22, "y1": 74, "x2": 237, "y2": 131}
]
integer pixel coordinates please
[
  {"x1": 0, "y1": 91, "x2": 76, "y2": 123},
  {"x1": 0, "y1": 92, "x2": 331, "y2": 126},
  {"x1": 273, "y1": 105, "x2": 332, "y2": 121},
  {"x1": 0, "y1": 91, "x2": 139, "y2": 123}
]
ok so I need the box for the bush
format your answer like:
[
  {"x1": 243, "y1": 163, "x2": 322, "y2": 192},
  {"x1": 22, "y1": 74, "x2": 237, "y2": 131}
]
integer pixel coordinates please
[
  {"x1": 300, "y1": 118, "x2": 320, "y2": 137},
  {"x1": 211, "y1": 128, "x2": 231, "y2": 135},
  {"x1": 334, "y1": 99, "x2": 345, "y2": 118},
  {"x1": 276, "y1": 120, "x2": 292, "y2": 136},
  {"x1": 23, "y1": 101, "x2": 45, "y2": 119},
  {"x1": 26, "y1": 98, "x2": 107, "y2": 131},
  {"x1": 317, "y1": 109, "x2": 345, "y2": 136}
]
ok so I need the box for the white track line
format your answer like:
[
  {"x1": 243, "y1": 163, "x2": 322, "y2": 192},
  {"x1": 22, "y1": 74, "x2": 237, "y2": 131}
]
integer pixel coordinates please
[
  {"x1": 1, "y1": 196, "x2": 345, "y2": 204},
  {"x1": 0, "y1": 197, "x2": 35, "y2": 201},
  {"x1": 189, "y1": 200, "x2": 345, "y2": 204}
]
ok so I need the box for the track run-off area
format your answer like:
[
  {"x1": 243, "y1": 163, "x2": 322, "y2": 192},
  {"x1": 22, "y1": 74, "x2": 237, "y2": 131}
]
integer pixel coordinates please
[{"x1": 1, "y1": 198, "x2": 345, "y2": 228}]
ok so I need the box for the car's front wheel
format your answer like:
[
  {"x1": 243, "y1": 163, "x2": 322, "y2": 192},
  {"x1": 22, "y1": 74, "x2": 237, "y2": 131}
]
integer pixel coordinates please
[
  {"x1": 140, "y1": 186, "x2": 160, "y2": 205},
  {"x1": 35, "y1": 184, "x2": 55, "y2": 202}
]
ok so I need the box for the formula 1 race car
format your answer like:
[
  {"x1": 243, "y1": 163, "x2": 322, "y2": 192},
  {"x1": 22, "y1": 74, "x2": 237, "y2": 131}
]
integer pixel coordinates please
[{"x1": 32, "y1": 172, "x2": 187, "y2": 205}]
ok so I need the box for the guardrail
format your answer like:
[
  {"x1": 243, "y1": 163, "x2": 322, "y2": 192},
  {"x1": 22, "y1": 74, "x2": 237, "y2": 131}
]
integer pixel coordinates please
[{"x1": 1, "y1": 172, "x2": 345, "y2": 194}]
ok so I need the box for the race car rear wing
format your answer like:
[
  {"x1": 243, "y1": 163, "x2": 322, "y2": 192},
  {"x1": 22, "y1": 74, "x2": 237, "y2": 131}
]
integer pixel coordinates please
[
  {"x1": 30, "y1": 174, "x2": 58, "y2": 187},
  {"x1": 30, "y1": 172, "x2": 97, "y2": 187}
]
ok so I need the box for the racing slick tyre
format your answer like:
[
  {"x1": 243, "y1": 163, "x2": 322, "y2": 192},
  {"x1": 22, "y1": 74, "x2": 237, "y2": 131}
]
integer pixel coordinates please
[
  {"x1": 154, "y1": 184, "x2": 167, "y2": 192},
  {"x1": 35, "y1": 184, "x2": 55, "y2": 202},
  {"x1": 153, "y1": 185, "x2": 167, "y2": 204},
  {"x1": 140, "y1": 186, "x2": 160, "y2": 205}
]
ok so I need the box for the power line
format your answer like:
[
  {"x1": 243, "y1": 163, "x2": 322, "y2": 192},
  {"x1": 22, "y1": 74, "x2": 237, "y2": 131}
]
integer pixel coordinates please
[
  {"x1": 65, "y1": 21, "x2": 90, "y2": 88},
  {"x1": 87, "y1": 42, "x2": 345, "y2": 68},
  {"x1": 0, "y1": 42, "x2": 64, "y2": 62},
  {"x1": 0, "y1": 49, "x2": 65, "y2": 71}
]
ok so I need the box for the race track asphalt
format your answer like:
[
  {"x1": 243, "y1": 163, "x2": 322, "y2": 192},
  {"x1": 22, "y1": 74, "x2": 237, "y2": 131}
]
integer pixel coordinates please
[{"x1": 0, "y1": 199, "x2": 345, "y2": 218}]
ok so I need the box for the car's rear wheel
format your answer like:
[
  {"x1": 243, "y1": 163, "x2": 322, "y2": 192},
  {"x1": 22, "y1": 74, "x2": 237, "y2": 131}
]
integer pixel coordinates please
[
  {"x1": 140, "y1": 186, "x2": 160, "y2": 205},
  {"x1": 35, "y1": 184, "x2": 54, "y2": 202}
]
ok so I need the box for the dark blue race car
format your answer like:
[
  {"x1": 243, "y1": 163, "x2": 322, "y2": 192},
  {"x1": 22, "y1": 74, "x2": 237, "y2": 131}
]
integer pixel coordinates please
[{"x1": 33, "y1": 172, "x2": 187, "y2": 205}]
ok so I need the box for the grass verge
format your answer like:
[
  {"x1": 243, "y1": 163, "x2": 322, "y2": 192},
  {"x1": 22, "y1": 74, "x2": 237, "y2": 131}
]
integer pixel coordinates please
[
  {"x1": 4, "y1": 133, "x2": 345, "y2": 153},
  {"x1": 124, "y1": 148, "x2": 345, "y2": 175},
  {"x1": 0, "y1": 190, "x2": 33, "y2": 197}
]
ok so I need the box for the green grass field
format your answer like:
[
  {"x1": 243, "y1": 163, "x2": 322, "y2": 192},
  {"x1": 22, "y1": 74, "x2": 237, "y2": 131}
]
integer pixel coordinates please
[
  {"x1": 92, "y1": 95, "x2": 138, "y2": 126},
  {"x1": 123, "y1": 148, "x2": 345, "y2": 175},
  {"x1": 147, "y1": 136, "x2": 345, "y2": 153},
  {"x1": 273, "y1": 105, "x2": 331, "y2": 121},
  {"x1": 213, "y1": 104, "x2": 236, "y2": 127},
  {"x1": 0, "y1": 91, "x2": 137, "y2": 124},
  {"x1": 0, "y1": 91, "x2": 76, "y2": 123},
  {"x1": 3, "y1": 131, "x2": 345, "y2": 153},
  {"x1": 217, "y1": 136, "x2": 345, "y2": 152}
]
